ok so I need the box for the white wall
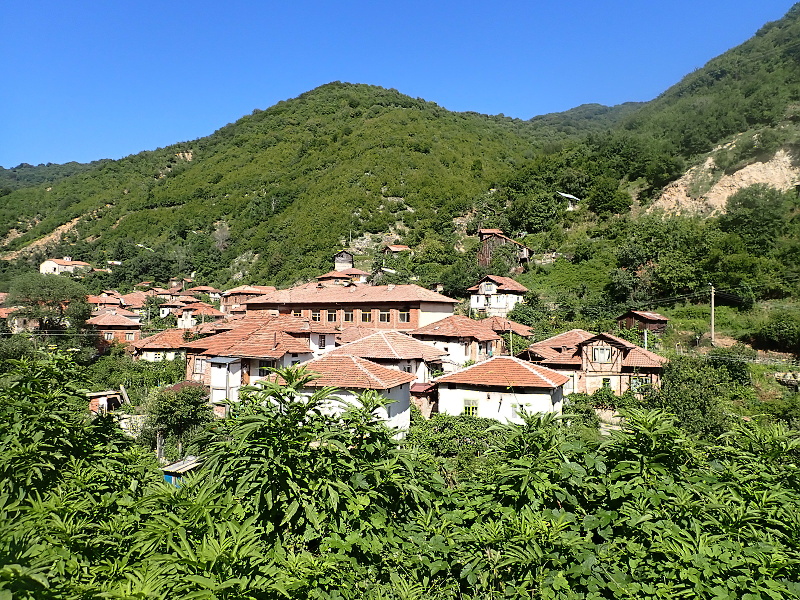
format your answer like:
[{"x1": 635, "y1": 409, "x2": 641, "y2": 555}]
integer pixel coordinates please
[
  {"x1": 301, "y1": 384, "x2": 411, "y2": 435},
  {"x1": 418, "y1": 302, "x2": 455, "y2": 327},
  {"x1": 438, "y1": 385, "x2": 562, "y2": 424}
]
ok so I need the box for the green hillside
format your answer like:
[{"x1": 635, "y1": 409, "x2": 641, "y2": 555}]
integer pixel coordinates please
[{"x1": 2, "y1": 4, "x2": 800, "y2": 296}]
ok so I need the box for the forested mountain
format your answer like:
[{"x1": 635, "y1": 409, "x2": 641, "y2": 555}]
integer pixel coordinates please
[{"x1": 1, "y1": 4, "x2": 799, "y2": 294}]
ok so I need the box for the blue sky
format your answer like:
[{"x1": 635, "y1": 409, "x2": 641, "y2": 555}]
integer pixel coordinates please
[{"x1": 1, "y1": 1, "x2": 796, "y2": 168}]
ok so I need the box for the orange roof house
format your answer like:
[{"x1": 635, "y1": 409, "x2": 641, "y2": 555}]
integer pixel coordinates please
[
  {"x1": 130, "y1": 328, "x2": 189, "y2": 362},
  {"x1": 434, "y1": 356, "x2": 569, "y2": 423},
  {"x1": 518, "y1": 329, "x2": 667, "y2": 396},
  {"x1": 220, "y1": 285, "x2": 277, "y2": 314},
  {"x1": 409, "y1": 315, "x2": 501, "y2": 371},
  {"x1": 39, "y1": 257, "x2": 92, "y2": 276},
  {"x1": 243, "y1": 282, "x2": 458, "y2": 331},
  {"x1": 468, "y1": 274, "x2": 529, "y2": 318},
  {"x1": 85, "y1": 313, "x2": 141, "y2": 350},
  {"x1": 325, "y1": 330, "x2": 446, "y2": 383}
]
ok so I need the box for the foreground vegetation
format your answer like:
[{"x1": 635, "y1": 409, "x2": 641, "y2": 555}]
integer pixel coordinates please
[{"x1": 2, "y1": 352, "x2": 799, "y2": 599}]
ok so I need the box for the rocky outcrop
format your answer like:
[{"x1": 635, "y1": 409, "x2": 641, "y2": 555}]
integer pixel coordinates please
[{"x1": 649, "y1": 149, "x2": 800, "y2": 216}]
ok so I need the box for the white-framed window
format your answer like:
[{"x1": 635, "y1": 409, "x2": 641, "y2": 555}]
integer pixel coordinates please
[
  {"x1": 512, "y1": 403, "x2": 529, "y2": 419},
  {"x1": 463, "y1": 398, "x2": 478, "y2": 417},
  {"x1": 193, "y1": 357, "x2": 206, "y2": 374},
  {"x1": 104, "y1": 332, "x2": 114, "y2": 341},
  {"x1": 125, "y1": 332, "x2": 134, "y2": 341},
  {"x1": 592, "y1": 346, "x2": 612, "y2": 363},
  {"x1": 361, "y1": 310, "x2": 372, "y2": 323},
  {"x1": 291, "y1": 309, "x2": 302, "y2": 318},
  {"x1": 311, "y1": 310, "x2": 321, "y2": 322},
  {"x1": 343, "y1": 310, "x2": 353, "y2": 322},
  {"x1": 398, "y1": 309, "x2": 410, "y2": 323},
  {"x1": 318, "y1": 335, "x2": 327, "y2": 349},
  {"x1": 153, "y1": 352, "x2": 163, "y2": 361},
  {"x1": 379, "y1": 309, "x2": 391, "y2": 323},
  {"x1": 602, "y1": 378, "x2": 611, "y2": 389},
  {"x1": 327, "y1": 310, "x2": 337, "y2": 322}
]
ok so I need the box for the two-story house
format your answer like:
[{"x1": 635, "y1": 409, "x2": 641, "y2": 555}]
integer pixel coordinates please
[
  {"x1": 468, "y1": 275, "x2": 528, "y2": 318},
  {"x1": 409, "y1": 315, "x2": 501, "y2": 372},
  {"x1": 243, "y1": 282, "x2": 458, "y2": 330},
  {"x1": 518, "y1": 329, "x2": 667, "y2": 395}
]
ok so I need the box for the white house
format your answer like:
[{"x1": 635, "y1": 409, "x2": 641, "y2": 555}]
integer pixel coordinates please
[
  {"x1": 434, "y1": 356, "x2": 569, "y2": 424},
  {"x1": 39, "y1": 257, "x2": 92, "y2": 275},
  {"x1": 130, "y1": 328, "x2": 187, "y2": 362},
  {"x1": 409, "y1": 315, "x2": 501, "y2": 372},
  {"x1": 467, "y1": 275, "x2": 528, "y2": 318}
]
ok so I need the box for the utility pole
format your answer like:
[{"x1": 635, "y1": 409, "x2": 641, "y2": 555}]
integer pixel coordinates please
[{"x1": 710, "y1": 284, "x2": 716, "y2": 346}]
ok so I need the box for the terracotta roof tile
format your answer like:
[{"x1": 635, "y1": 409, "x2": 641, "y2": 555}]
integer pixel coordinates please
[
  {"x1": 410, "y1": 315, "x2": 500, "y2": 342},
  {"x1": 482, "y1": 316, "x2": 532, "y2": 337},
  {"x1": 467, "y1": 275, "x2": 529, "y2": 293},
  {"x1": 222, "y1": 285, "x2": 277, "y2": 297},
  {"x1": 131, "y1": 328, "x2": 188, "y2": 350},
  {"x1": 246, "y1": 283, "x2": 458, "y2": 306},
  {"x1": 326, "y1": 331, "x2": 446, "y2": 361},
  {"x1": 293, "y1": 355, "x2": 415, "y2": 390},
  {"x1": 435, "y1": 356, "x2": 569, "y2": 388},
  {"x1": 86, "y1": 313, "x2": 140, "y2": 327}
]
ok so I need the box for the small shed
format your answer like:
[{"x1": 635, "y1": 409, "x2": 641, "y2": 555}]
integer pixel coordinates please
[
  {"x1": 617, "y1": 310, "x2": 669, "y2": 334},
  {"x1": 162, "y1": 455, "x2": 202, "y2": 486}
]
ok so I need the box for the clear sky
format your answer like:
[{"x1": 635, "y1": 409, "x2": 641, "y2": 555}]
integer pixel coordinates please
[{"x1": 1, "y1": 0, "x2": 796, "y2": 168}]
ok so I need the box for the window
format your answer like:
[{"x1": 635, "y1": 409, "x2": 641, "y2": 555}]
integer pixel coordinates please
[
  {"x1": 379, "y1": 309, "x2": 391, "y2": 323},
  {"x1": 343, "y1": 310, "x2": 354, "y2": 322},
  {"x1": 258, "y1": 360, "x2": 274, "y2": 376},
  {"x1": 311, "y1": 310, "x2": 321, "y2": 322},
  {"x1": 630, "y1": 376, "x2": 649, "y2": 392},
  {"x1": 318, "y1": 335, "x2": 327, "y2": 349},
  {"x1": 104, "y1": 332, "x2": 114, "y2": 341},
  {"x1": 193, "y1": 358, "x2": 206, "y2": 374},
  {"x1": 125, "y1": 332, "x2": 134, "y2": 341},
  {"x1": 291, "y1": 309, "x2": 302, "y2": 318},
  {"x1": 398, "y1": 309, "x2": 410, "y2": 323},
  {"x1": 592, "y1": 346, "x2": 612, "y2": 363},
  {"x1": 361, "y1": 310, "x2": 372, "y2": 323},
  {"x1": 153, "y1": 352, "x2": 163, "y2": 361},
  {"x1": 512, "y1": 403, "x2": 529, "y2": 419},
  {"x1": 602, "y1": 378, "x2": 611, "y2": 389},
  {"x1": 463, "y1": 398, "x2": 478, "y2": 417},
  {"x1": 402, "y1": 363, "x2": 412, "y2": 373},
  {"x1": 327, "y1": 310, "x2": 337, "y2": 322}
]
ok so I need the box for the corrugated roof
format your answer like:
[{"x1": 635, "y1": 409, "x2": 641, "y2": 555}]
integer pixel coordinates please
[
  {"x1": 326, "y1": 330, "x2": 446, "y2": 361},
  {"x1": 621, "y1": 310, "x2": 669, "y2": 322},
  {"x1": 434, "y1": 356, "x2": 569, "y2": 388},
  {"x1": 409, "y1": 315, "x2": 500, "y2": 342}
]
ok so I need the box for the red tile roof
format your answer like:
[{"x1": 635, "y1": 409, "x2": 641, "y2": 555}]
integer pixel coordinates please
[
  {"x1": 619, "y1": 310, "x2": 669, "y2": 322},
  {"x1": 120, "y1": 291, "x2": 148, "y2": 308},
  {"x1": 326, "y1": 331, "x2": 446, "y2": 361},
  {"x1": 384, "y1": 244, "x2": 411, "y2": 252},
  {"x1": 316, "y1": 270, "x2": 352, "y2": 279},
  {"x1": 294, "y1": 355, "x2": 415, "y2": 390},
  {"x1": 185, "y1": 286, "x2": 222, "y2": 294},
  {"x1": 467, "y1": 275, "x2": 529, "y2": 293},
  {"x1": 342, "y1": 268, "x2": 370, "y2": 276},
  {"x1": 130, "y1": 328, "x2": 188, "y2": 350},
  {"x1": 86, "y1": 313, "x2": 140, "y2": 327},
  {"x1": 522, "y1": 329, "x2": 666, "y2": 369},
  {"x1": 49, "y1": 258, "x2": 91, "y2": 266},
  {"x1": 222, "y1": 285, "x2": 277, "y2": 297},
  {"x1": 410, "y1": 315, "x2": 500, "y2": 342},
  {"x1": 482, "y1": 316, "x2": 533, "y2": 337},
  {"x1": 336, "y1": 327, "x2": 383, "y2": 344},
  {"x1": 435, "y1": 356, "x2": 569, "y2": 389},
  {"x1": 182, "y1": 315, "x2": 333, "y2": 359},
  {"x1": 181, "y1": 303, "x2": 224, "y2": 317},
  {"x1": 246, "y1": 282, "x2": 458, "y2": 307}
]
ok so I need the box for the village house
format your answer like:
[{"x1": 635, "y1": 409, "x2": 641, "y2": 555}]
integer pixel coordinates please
[
  {"x1": 130, "y1": 328, "x2": 188, "y2": 362},
  {"x1": 39, "y1": 257, "x2": 92, "y2": 275},
  {"x1": 220, "y1": 285, "x2": 277, "y2": 314},
  {"x1": 468, "y1": 274, "x2": 529, "y2": 317},
  {"x1": 332, "y1": 251, "x2": 371, "y2": 283},
  {"x1": 518, "y1": 329, "x2": 667, "y2": 396},
  {"x1": 85, "y1": 313, "x2": 141, "y2": 349},
  {"x1": 324, "y1": 330, "x2": 446, "y2": 383},
  {"x1": 476, "y1": 229, "x2": 532, "y2": 270},
  {"x1": 184, "y1": 286, "x2": 223, "y2": 301},
  {"x1": 280, "y1": 354, "x2": 416, "y2": 432},
  {"x1": 409, "y1": 315, "x2": 501, "y2": 372},
  {"x1": 243, "y1": 282, "x2": 458, "y2": 331},
  {"x1": 176, "y1": 303, "x2": 225, "y2": 329},
  {"x1": 617, "y1": 310, "x2": 669, "y2": 335},
  {"x1": 434, "y1": 356, "x2": 569, "y2": 424},
  {"x1": 182, "y1": 315, "x2": 338, "y2": 403},
  {"x1": 481, "y1": 316, "x2": 533, "y2": 338}
]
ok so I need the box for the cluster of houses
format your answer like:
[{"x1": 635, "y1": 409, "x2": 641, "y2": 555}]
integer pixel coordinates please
[{"x1": 29, "y1": 250, "x2": 669, "y2": 432}]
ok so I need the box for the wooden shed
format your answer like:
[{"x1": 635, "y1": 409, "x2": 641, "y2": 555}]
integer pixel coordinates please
[{"x1": 617, "y1": 310, "x2": 669, "y2": 334}]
